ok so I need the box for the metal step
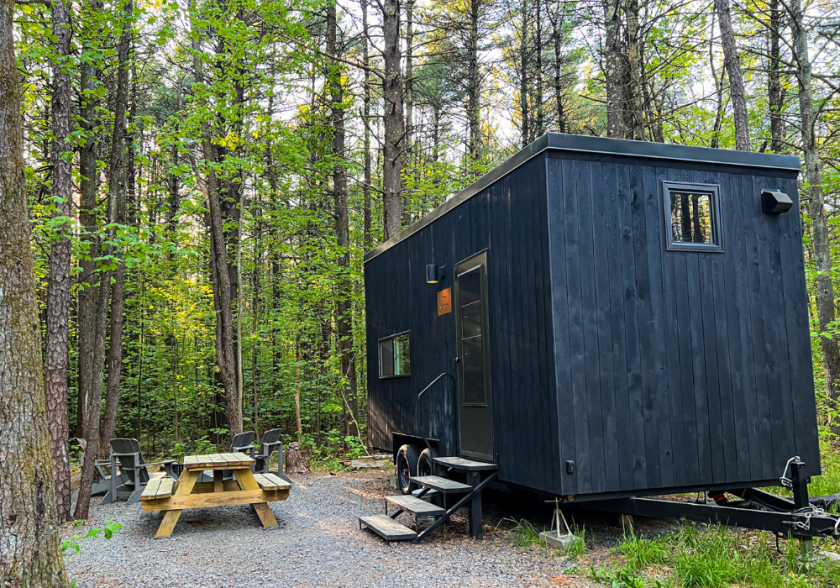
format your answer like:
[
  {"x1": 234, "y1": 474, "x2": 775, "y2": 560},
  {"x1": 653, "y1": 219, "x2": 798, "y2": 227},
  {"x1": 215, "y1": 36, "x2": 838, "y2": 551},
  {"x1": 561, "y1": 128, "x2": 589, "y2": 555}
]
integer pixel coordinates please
[
  {"x1": 410, "y1": 475, "x2": 472, "y2": 493},
  {"x1": 434, "y1": 456, "x2": 499, "y2": 472},
  {"x1": 359, "y1": 514, "x2": 418, "y2": 541},
  {"x1": 385, "y1": 495, "x2": 445, "y2": 517}
]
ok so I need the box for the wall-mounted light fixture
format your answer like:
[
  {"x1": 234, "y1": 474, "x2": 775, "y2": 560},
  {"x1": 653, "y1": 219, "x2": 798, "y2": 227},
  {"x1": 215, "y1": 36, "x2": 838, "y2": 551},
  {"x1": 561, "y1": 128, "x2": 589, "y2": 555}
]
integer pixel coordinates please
[
  {"x1": 426, "y1": 264, "x2": 445, "y2": 284},
  {"x1": 762, "y1": 189, "x2": 793, "y2": 215}
]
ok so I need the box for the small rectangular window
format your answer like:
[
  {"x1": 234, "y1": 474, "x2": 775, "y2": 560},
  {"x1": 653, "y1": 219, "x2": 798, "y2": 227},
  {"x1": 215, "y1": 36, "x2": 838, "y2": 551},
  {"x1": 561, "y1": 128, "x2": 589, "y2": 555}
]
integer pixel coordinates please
[
  {"x1": 662, "y1": 181, "x2": 723, "y2": 253},
  {"x1": 379, "y1": 332, "x2": 410, "y2": 378}
]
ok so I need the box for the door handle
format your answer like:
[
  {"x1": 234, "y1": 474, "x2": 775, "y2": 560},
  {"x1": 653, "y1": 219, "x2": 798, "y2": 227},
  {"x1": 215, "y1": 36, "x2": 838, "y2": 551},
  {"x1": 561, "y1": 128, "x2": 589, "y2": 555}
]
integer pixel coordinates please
[{"x1": 454, "y1": 356, "x2": 460, "y2": 364}]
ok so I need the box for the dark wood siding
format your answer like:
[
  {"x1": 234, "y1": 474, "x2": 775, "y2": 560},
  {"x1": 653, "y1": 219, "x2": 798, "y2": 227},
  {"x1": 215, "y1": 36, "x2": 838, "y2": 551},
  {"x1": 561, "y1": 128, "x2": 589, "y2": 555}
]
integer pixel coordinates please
[
  {"x1": 545, "y1": 154, "x2": 820, "y2": 496},
  {"x1": 366, "y1": 157, "x2": 560, "y2": 493}
]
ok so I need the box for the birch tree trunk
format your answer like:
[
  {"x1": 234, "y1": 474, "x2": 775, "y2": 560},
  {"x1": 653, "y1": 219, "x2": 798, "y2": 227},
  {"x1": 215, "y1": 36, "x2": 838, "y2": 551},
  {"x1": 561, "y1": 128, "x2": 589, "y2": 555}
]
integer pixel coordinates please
[
  {"x1": 0, "y1": 0, "x2": 69, "y2": 579},
  {"x1": 44, "y1": 0, "x2": 72, "y2": 523},
  {"x1": 467, "y1": 0, "x2": 481, "y2": 160}
]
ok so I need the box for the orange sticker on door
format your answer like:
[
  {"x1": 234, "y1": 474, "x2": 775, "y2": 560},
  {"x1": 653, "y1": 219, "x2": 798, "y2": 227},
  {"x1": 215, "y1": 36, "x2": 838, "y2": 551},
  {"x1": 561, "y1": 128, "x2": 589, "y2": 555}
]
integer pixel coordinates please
[{"x1": 437, "y1": 288, "x2": 452, "y2": 316}]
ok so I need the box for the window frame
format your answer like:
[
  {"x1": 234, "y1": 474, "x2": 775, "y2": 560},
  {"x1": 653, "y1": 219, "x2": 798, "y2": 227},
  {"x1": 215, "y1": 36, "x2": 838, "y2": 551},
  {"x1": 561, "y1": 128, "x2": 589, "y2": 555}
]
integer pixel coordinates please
[
  {"x1": 378, "y1": 330, "x2": 411, "y2": 379},
  {"x1": 661, "y1": 180, "x2": 724, "y2": 253}
]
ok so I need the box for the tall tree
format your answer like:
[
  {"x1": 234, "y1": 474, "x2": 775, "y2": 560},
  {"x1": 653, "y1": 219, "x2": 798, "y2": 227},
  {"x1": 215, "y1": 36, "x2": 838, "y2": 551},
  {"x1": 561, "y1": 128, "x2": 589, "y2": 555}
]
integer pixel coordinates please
[
  {"x1": 792, "y1": 0, "x2": 840, "y2": 414},
  {"x1": 189, "y1": 0, "x2": 242, "y2": 436},
  {"x1": 382, "y1": 0, "x2": 404, "y2": 239},
  {"x1": 44, "y1": 0, "x2": 73, "y2": 523},
  {"x1": 715, "y1": 0, "x2": 750, "y2": 150},
  {"x1": 0, "y1": 0, "x2": 69, "y2": 580},
  {"x1": 100, "y1": 0, "x2": 133, "y2": 459},
  {"x1": 603, "y1": 0, "x2": 626, "y2": 138},
  {"x1": 767, "y1": 0, "x2": 784, "y2": 153}
]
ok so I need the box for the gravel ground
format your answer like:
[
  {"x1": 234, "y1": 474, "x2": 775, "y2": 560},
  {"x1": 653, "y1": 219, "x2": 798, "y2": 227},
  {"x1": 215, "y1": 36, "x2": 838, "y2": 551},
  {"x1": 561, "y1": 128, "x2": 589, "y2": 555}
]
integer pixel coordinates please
[{"x1": 64, "y1": 469, "x2": 634, "y2": 588}]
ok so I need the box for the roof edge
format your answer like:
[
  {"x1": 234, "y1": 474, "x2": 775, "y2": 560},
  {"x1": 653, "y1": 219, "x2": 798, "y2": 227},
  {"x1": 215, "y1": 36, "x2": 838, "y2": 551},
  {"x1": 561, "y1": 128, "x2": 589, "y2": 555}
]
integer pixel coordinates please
[{"x1": 364, "y1": 133, "x2": 801, "y2": 262}]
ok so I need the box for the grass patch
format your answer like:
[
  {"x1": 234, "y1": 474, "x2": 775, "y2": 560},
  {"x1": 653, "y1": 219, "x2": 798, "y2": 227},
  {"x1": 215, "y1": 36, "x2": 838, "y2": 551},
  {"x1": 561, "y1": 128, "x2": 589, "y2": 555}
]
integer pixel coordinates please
[
  {"x1": 589, "y1": 524, "x2": 840, "y2": 588},
  {"x1": 503, "y1": 517, "x2": 586, "y2": 559}
]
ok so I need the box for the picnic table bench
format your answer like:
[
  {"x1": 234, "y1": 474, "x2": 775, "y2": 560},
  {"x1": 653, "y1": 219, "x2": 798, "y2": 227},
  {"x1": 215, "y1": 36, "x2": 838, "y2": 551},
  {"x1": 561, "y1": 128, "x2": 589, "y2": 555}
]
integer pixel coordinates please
[{"x1": 140, "y1": 452, "x2": 291, "y2": 538}]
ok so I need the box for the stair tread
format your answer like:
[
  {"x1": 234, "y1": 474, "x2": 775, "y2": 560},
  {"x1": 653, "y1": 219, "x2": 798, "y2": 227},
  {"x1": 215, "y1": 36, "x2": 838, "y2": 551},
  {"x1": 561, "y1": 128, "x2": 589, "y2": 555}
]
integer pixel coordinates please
[
  {"x1": 410, "y1": 475, "x2": 473, "y2": 493},
  {"x1": 385, "y1": 495, "x2": 445, "y2": 516},
  {"x1": 359, "y1": 514, "x2": 417, "y2": 541},
  {"x1": 434, "y1": 457, "x2": 499, "y2": 471}
]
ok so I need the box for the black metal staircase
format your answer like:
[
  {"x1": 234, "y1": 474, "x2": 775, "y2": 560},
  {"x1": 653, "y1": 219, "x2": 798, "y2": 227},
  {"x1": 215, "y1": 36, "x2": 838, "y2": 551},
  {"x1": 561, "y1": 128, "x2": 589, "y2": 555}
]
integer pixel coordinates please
[{"x1": 359, "y1": 456, "x2": 498, "y2": 543}]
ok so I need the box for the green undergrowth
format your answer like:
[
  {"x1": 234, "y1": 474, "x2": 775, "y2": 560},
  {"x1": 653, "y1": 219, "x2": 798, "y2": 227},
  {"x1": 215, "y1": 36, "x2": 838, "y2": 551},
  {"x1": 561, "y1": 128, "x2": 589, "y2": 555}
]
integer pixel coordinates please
[
  {"x1": 503, "y1": 517, "x2": 586, "y2": 559},
  {"x1": 589, "y1": 524, "x2": 840, "y2": 588}
]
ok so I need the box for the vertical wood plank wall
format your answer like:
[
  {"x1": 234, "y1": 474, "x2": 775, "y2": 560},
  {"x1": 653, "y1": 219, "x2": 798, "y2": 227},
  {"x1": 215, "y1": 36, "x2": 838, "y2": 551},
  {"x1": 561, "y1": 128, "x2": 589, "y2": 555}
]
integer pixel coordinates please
[
  {"x1": 365, "y1": 157, "x2": 560, "y2": 490},
  {"x1": 545, "y1": 154, "x2": 820, "y2": 497}
]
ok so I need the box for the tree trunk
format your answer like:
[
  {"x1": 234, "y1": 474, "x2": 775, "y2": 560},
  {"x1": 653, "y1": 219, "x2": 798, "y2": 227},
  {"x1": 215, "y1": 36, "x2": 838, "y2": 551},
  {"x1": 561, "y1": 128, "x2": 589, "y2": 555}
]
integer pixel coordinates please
[
  {"x1": 624, "y1": 0, "x2": 645, "y2": 140},
  {"x1": 0, "y1": 0, "x2": 69, "y2": 579},
  {"x1": 715, "y1": 0, "x2": 750, "y2": 151},
  {"x1": 551, "y1": 0, "x2": 566, "y2": 133},
  {"x1": 519, "y1": 0, "x2": 530, "y2": 146},
  {"x1": 327, "y1": 2, "x2": 356, "y2": 439},
  {"x1": 382, "y1": 0, "x2": 404, "y2": 240},
  {"x1": 603, "y1": 0, "x2": 626, "y2": 138},
  {"x1": 190, "y1": 0, "x2": 241, "y2": 436},
  {"x1": 99, "y1": 0, "x2": 133, "y2": 459},
  {"x1": 793, "y1": 0, "x2": 840, "y2": 415},
  {"x1": 767, "y1": 0, "x2": 784, "y2": 153},
  {"x1": 467, "y1": 0, "x2": 481, "y2": 160},
  {"x1": 77, "y1": 1, "x2": 102, "y2": 441},
  {"x1": 534, "y1": 0, "x2": 544, "y2": 139},
  {"x1": 362, "y1": 0, "x2": 373, "y2": 250},
  {"x1": 403, "y1": 0, "x2": 414, "y2": 226},
  {"x1": 44, "y1": 0, "x2": 73, "y2": 523}
]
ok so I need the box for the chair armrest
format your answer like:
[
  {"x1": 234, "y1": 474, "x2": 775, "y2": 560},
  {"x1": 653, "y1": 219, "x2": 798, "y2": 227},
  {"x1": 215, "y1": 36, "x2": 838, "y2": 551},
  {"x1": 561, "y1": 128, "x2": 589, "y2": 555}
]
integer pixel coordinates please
[{"x1": 143, "y1": 459, "x2": 176, "y2": 468}]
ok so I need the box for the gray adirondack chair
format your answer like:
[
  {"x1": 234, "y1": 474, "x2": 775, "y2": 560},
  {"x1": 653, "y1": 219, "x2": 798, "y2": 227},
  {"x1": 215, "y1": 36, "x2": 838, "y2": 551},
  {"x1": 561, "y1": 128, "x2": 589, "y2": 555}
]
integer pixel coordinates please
[
  {"x1": 71, "y1": 438, "x2": 123, "y2": 501},
  {"x1": 198, "y1": 431, "x2": 256, "y2": 483},
  {"x1": 102, "y1": 438, "x2": 178, "y2": 505},
  {"x1": 252, "y1": 428, "x2": 292, "y2": 484}
]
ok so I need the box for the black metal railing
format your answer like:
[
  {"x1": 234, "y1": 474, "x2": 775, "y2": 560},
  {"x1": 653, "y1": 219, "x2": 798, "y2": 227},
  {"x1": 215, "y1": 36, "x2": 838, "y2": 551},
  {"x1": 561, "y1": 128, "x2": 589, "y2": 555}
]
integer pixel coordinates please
[{"x1": 416, "y1": 372, "x2": 457, "y2": 457}]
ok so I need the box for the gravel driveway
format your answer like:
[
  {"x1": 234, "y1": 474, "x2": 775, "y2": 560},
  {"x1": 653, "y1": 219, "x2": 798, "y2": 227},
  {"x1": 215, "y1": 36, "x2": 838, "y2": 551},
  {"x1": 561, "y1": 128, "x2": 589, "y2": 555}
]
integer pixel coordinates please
[{"x1": 64, "y1": 470, "x2": 599, "y2": 588}]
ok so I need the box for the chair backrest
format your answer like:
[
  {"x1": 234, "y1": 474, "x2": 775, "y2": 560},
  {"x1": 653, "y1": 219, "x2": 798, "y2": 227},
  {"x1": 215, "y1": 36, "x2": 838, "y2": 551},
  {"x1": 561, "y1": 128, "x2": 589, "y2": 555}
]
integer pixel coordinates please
[
  {"x1": 258, "y1": 428, "x2": 283, "y2": 456},
  {"x1": 77, "y1": 438, "x2": 88, "y2": 467},
  {"x1": 231, "y1": 431, "x2": 255, "y2": 452},
  {"x1": 110, "y1": 438, "x2": 149, "y2": 484}
]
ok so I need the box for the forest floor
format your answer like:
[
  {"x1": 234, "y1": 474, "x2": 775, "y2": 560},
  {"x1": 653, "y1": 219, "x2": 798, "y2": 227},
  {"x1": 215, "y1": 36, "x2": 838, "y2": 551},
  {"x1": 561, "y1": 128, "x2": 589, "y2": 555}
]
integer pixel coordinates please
[{"x1": 63, "y1": 466, "x2": 840, "y2": 588}]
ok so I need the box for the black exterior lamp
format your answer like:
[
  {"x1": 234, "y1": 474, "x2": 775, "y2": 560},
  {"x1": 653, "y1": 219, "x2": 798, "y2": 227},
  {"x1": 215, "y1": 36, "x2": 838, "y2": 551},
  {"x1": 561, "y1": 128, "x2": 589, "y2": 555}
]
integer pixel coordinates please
[
  {"x1": 426, "y1": 264, "x2": 445, "y2": 284},
  {"x1": 762, "y1": 189, "x2": 793, "y2": 215}
]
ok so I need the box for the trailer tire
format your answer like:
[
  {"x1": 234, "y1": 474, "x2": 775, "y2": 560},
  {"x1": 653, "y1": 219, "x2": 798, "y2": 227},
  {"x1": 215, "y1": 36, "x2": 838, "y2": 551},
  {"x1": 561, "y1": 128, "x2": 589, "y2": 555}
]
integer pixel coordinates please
[
  {"x1": 396, "y1": 444, "x2": 420, "y2": 495},
  {"x1": 417, "y1": 448, "x2": 435, "y2": 478}
]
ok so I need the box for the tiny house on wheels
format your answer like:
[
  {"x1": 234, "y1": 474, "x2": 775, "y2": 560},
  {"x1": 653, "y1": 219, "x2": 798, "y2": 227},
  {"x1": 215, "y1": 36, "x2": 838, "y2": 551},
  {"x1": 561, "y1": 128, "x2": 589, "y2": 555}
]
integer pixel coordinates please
[{"x1": 360, "y1": 133, "x2": 840, "y2": 544}]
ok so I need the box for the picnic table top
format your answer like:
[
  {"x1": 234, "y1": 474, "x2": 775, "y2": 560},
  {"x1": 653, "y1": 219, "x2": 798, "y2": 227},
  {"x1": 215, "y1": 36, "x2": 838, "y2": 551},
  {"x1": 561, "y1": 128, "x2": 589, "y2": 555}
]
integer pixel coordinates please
[{"x1": 182, "y1": 452, "x2": 255, "y2": 469}]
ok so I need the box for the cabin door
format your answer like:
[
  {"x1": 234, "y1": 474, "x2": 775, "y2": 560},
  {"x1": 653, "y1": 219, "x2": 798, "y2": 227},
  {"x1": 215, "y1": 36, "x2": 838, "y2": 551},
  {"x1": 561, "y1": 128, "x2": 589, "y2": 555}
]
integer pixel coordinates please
[{"x1": 454, "y1": 252, "x2": 495, "y2": 462}]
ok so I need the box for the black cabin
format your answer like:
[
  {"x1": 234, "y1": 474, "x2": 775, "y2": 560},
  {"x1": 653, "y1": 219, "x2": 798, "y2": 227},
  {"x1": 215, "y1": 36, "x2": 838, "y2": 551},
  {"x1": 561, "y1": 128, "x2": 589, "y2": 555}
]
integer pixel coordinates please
[{"x1": 364, "y1": 133, "x2": 820, "y2": 502}]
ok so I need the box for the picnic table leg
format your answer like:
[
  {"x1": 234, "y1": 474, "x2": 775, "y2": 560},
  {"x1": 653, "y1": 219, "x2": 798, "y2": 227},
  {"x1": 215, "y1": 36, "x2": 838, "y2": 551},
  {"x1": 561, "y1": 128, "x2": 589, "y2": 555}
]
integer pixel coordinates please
[
  {"x1": 213, "y1": 469, "x2": 224, "y2": 493},
  {"x1": 232, "y1": 468, "x2": 278, "y2": 528},
  {"x1": 155, "y1": 469, "x2": 199, "y2": 539}
]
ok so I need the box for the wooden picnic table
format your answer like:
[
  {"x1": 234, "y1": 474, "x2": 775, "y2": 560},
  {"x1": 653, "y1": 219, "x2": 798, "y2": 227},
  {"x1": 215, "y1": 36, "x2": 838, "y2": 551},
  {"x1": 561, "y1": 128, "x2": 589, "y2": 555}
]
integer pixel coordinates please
[{"x1": 140, "y1": 452, "x2": 291, "y2": 538}]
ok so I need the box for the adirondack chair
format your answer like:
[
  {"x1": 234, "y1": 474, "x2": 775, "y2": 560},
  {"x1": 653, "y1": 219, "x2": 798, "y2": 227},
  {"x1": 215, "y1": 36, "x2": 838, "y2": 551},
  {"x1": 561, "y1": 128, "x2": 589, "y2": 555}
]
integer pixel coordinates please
[
  {"x1": 102, "y1": 438, "x2": 178, "y2": 505},
  {"x1": 71, "y1": 438, "x2": 124, "y2": 501},
  {"x1": 252, "y1": 428, "x2": 292, "y2": 484},
  {"x1": 198, "y1": 432, "x2": 256, "y2": 483}
]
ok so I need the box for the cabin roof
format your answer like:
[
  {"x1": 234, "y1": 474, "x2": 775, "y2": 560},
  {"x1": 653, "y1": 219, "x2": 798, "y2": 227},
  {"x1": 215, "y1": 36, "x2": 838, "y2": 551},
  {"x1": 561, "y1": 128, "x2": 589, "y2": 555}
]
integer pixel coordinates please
[{"x1": 364, "y1": 133, "x2": 801, "y2": 262}]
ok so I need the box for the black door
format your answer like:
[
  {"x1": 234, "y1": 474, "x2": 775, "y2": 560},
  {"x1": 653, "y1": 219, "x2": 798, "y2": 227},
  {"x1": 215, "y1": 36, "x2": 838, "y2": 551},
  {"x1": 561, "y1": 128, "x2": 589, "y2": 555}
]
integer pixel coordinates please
[{"x1": 454, "y1": 251, "x2": 494, "y2": 462}]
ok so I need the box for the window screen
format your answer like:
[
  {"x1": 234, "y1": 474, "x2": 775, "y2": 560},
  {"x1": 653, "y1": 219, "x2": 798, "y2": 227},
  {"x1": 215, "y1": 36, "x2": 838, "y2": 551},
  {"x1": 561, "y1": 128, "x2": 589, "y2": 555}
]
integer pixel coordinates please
[
  {"x1": 379, "y1": 332, "x2": 410, "y2": 378},
  {"x1": 662, "y1": 181, "x2": 723, "y2": 252}
]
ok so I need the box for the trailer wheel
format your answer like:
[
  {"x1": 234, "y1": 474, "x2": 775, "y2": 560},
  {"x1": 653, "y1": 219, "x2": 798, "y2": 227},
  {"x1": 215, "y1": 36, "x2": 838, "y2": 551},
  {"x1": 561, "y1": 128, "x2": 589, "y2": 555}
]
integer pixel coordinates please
[
  {"x1": 417, "y1": 448, "x2": 435, "y2": 478},
  {"x1": 396, "y1": 444, "x2": 420, "y2": 495}
]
